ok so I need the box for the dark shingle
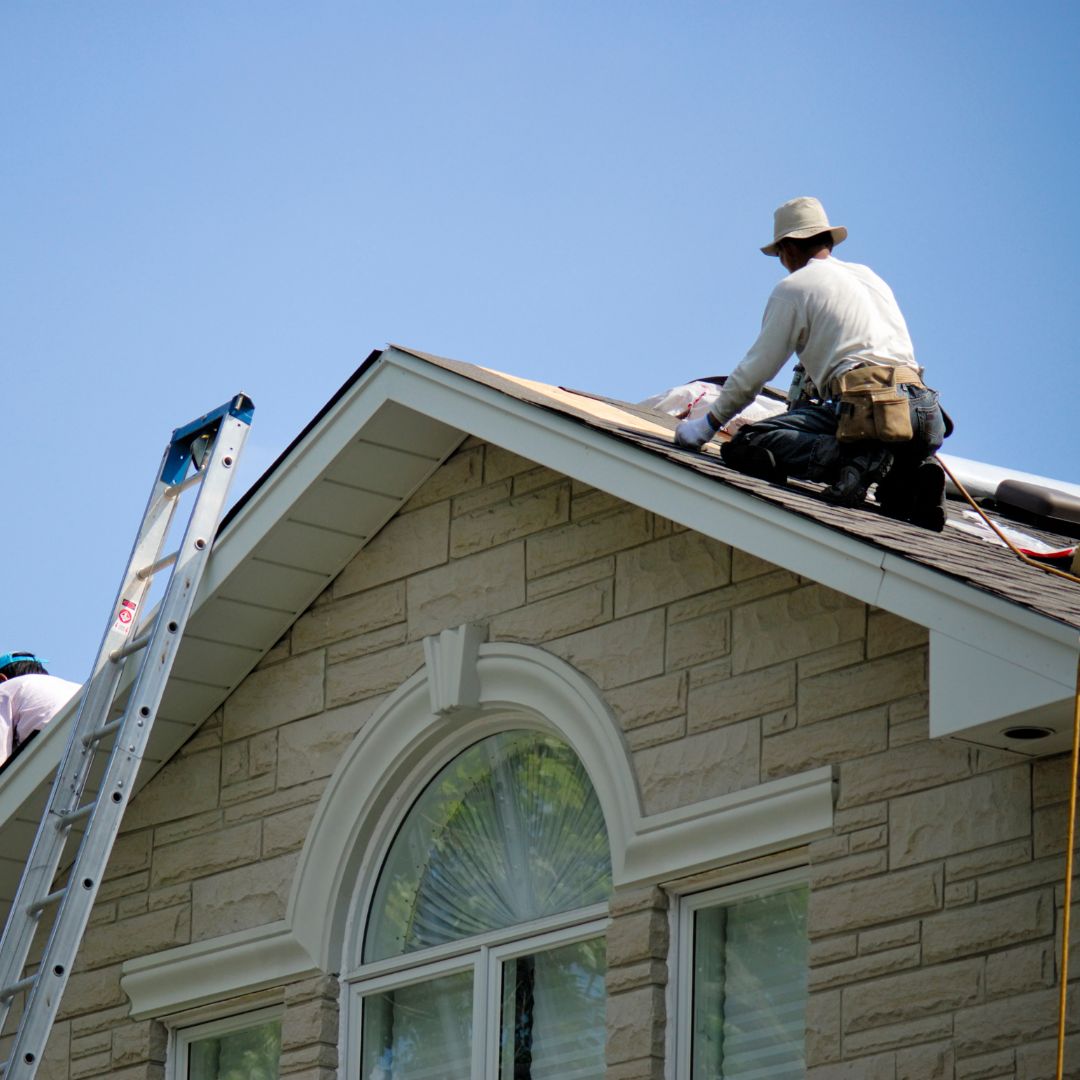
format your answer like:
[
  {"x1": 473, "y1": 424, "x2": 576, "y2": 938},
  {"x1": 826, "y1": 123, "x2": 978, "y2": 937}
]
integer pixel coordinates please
[{"x1": 395, "y1": 346, "x2": 1080, "y2": 631}]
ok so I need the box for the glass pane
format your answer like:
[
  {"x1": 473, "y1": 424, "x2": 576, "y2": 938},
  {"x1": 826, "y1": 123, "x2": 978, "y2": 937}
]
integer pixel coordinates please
[
  {"x1": 691, "y1": 884, "x2": 808, "y2": 1080},
  {"x1": 361, "y1": 969, "x2": 473, "y2": 1080},
  {"x1": 498, "y1": 937, "x2": 606, "y2": 1080},
  {"x1": 188, "y1": 1018, "x2": 281, "y2": 1080},
  {"x1": 365, "y1": 731, "x2": 612, "y2": 961}
]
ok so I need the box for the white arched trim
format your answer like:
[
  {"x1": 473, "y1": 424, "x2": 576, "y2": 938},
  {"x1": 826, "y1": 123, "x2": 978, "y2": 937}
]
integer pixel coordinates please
[
  {"x1": 291, "y1": 635, "x2": 641, "y2": 973},
  {"x1": 121, "y1": 632, "x2": 834, "y2": 1016}
]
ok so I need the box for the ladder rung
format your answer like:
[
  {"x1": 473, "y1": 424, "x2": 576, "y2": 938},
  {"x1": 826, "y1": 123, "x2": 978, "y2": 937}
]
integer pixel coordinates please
[
  {"x1": 82, "y1": 717, "x2": 124, "y2": 747},
  {"x1": 165, "y1": 471, "x2": 204, "y2": 499},
  {"x1": 55, "y1": 802, "x2": 96, "y2": 828},
  {"x1": 109, "y1": 628, "x2": 152, "y2": 663},
  {"x1": 0, "y1": 975, "x2": 37, "y2": 1002},
  {"x1": 26, "y1": 888, "x2": 67, "y2": 918},
  {"x1": 136, "y1": 551, "x2": 178, "y2": 581},
  {"x1": 0, "y1": 395, "x2": 252, "y2": 1074}
]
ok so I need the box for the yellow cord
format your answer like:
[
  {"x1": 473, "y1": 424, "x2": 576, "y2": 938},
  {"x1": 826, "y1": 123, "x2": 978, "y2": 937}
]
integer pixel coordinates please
[
  {"x1": 928, "y1": 458, "x2": 1080, "y2": 1075},
  {"x1": 1060, "y1": 655, "x2": 1080, "y2": 1080},
  {"x1": 933, "y1": 456, "x2": 1080, "y2": 588}
]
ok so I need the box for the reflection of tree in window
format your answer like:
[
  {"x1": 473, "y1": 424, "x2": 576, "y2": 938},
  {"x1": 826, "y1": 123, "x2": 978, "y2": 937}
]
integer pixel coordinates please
[
  {"x1": 366, "y1": 732, "x2": 611, "y2": 961},
  {"x1": 360, "y1": 731, "x2": 612, "y2": 1079},
  {"x1": 361, "y1": 971, "x2": 473, "y2": 1080},
  {"x1": 692, "y1": 885, "x2": 808, "y2": 1079},
  {"x1": 499, "y1": 938, "x2": 607, "y2": 1079},
  {"x1": 188, "y1": 1019, "x2": 281, "y2": 1080}
]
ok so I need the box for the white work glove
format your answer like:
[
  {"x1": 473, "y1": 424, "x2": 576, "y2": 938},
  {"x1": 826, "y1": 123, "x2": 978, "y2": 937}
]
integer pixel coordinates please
[{"x1": 674, "y1": 412, "x2": 720, "y2": 450}]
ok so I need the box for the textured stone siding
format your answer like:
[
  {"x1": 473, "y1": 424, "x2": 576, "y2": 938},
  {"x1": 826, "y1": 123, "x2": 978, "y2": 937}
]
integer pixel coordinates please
[
  {"x1": 25, "y1": 438, "x2": 1068, "y2": 1079},
  {"x1": 804, "y1": 749, "x2": 1074, "y2": 1079}
]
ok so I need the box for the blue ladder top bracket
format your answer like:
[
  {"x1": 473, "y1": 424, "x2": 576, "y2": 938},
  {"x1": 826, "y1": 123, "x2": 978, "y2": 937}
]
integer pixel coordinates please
[{"x1": 162, "y1": 394, "x2": 255, "y2": 486}]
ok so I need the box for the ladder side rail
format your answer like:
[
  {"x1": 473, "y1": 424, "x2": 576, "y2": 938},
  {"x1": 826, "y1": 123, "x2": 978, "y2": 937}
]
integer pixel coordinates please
[
  {"x1": 48, "y1": 498, "x2": 176, "y2": 812},
  {"x1": 37, "y1": 463, "x2": 189, "y2": 823},
  {"x1": 0, "y1": 461, "x2": 181, "y2": 1031},
  {"x1": 4, "y1": 412, "x2": 251, "y2": 1077}
]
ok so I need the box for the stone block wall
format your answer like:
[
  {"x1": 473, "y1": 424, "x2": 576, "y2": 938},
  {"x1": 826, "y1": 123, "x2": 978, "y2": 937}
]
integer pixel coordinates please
[
  {"x1": 804, "y1": 747, "x2": 1075, "y2": 1079},
  {"x1": 19, "y1": 437, "x2": 1070, "y2": 1079}
]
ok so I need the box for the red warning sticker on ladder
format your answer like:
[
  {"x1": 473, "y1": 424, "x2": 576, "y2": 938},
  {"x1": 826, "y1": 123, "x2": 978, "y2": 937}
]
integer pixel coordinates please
[{"x1": 113, "y1": 599, "x2": 138, "y2": 636}]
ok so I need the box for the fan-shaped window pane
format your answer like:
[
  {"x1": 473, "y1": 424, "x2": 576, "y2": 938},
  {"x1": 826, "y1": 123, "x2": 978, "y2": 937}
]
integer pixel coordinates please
[{"x1": 364, "y1": 731, "x2": 611, "y2": 962}]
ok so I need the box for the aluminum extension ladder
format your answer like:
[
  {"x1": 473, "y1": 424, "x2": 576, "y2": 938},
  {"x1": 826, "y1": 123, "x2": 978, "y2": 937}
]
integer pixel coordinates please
[{"x1": 0, "y1": 394, "x2": 254, "y2": 1078}]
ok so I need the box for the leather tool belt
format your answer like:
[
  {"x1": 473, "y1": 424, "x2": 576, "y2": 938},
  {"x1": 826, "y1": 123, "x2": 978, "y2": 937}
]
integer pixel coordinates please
[{"x1": 833, "y1": 364, "x2": 924, "y2": 443}]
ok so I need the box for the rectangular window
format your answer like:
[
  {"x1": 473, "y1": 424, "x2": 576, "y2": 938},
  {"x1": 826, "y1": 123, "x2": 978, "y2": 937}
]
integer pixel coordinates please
[
  {"x1": 497, "y1": 936, "x2": 606, "y2": 1080},
  {"x1": 172, "y1": 1006, "x2": 282, "y2": 1080},
  {"x1": 352, "y1": 919, "x2": 608, "y2": 1079},
  {"x1": 678, "y1": 869, "x2": 808, "y2": 1080},
  {"x1": 361, "y1": 968, "x2": 474, "y2": 1080}
]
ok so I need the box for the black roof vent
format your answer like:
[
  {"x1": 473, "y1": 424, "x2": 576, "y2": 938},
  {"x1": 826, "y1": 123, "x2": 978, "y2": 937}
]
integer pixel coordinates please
[{"x1": 995, "y1": 479, "x2": 1080, "y2": 540}]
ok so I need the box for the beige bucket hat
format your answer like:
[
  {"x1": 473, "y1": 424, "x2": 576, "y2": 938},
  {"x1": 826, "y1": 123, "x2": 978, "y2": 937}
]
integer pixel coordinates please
[{"x1": 761, "y1": 196, "x2": 847, "y2": 256}]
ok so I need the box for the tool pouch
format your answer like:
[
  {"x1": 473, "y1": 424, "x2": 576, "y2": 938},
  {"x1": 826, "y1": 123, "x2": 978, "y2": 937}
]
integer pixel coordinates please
[{"x1": 835, "y1": 365, "x2": 916, "y2": 443}]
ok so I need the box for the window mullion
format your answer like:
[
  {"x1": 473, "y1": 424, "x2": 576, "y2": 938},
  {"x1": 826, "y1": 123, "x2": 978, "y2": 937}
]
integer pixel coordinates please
[
  {"x1": 477, "y1": 944, "x2": 497, "y2": 1080},
  {"x1": 674, "y1": 898, "x2": 694, "y2": 1080}
]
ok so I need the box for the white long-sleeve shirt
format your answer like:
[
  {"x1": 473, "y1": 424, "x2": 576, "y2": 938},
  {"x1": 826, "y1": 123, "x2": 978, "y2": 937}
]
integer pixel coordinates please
[
  {"x1": 708, "y1": 256, "x2": 919, "y2": 428},
  {"x1": 0, "y1": 674, "x2": 81, "y2": 764}
]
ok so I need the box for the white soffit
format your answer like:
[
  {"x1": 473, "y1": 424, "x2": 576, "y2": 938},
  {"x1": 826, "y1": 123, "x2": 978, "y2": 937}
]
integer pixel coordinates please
[
  {"x1": 0, "y1": 362, "x2": 469, "y2": 911},
  {"x1": 929, "y1": 632, "x2": 1078, "y2": 755}
]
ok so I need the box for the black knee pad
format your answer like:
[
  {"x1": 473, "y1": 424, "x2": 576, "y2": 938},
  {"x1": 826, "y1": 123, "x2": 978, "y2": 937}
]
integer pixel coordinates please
[{"x1": 721, "y1": 436, "x2": 787, "y2": 483}]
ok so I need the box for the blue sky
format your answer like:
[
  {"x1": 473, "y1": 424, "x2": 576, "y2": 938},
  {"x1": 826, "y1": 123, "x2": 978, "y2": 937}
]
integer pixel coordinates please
[{"x1": 3, "y1": 2, "x2": 1078, "y2": 679}]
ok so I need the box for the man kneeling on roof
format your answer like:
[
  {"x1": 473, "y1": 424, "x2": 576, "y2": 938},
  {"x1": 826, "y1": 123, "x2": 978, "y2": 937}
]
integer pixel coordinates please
[
  {"x1": 0, "y1": 652, "x2": 80, "y2": 768},
  {"x1": 675, "y1": 196, "x2": 951, "y2": 531}
]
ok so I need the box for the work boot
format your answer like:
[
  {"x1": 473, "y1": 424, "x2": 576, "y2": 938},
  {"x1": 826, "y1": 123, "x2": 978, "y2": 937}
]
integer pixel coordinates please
[
  {"x1": 822, "y1": 447, "x2": 892, "y2": 508},
  {"x1": 907, "y1": 461, "x2": 947, "y2": 532},
  {"x1": 720, "y1": 438, "x2": 788, "y2": 483},
  {"x1": 874, "y1": 464, "x2": 915, "y2": 520},
  {"x1": 822, "y1": 465, "x2": 872, "y2": 506}
]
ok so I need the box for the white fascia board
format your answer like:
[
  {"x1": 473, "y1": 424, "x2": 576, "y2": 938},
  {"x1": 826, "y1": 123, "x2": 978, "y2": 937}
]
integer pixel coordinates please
[
  {"x1": 194, "y1": 360, "x2": 462, "y2": 604},
  {"x1": 879, "y1": 552, "x2": 1079, "y2": 682},
  {"x1": 121, "y1": 920, "x2": 318, "y2": 1020},
  {"x1": 379, "y1": 353, "x2": 889, "y2": 603},
  {"x1": 379, "y1": 350, "x2": 1078, "y2": 673},
  {"x1": 0, "y1": 360, "x2": 456, "y2": 834},
  {"x1": 620, "y1": 767, "x2": 835, "y2": 887}
]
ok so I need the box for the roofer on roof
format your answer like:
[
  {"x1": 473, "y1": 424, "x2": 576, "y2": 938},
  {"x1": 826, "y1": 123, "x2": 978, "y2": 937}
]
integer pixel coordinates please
[
  {"x1": 675, "y1": 196, "x2": 950, "y2": 531},
  {"x1": 0, "y1": 653, "x2": 80, "y2": 768}
]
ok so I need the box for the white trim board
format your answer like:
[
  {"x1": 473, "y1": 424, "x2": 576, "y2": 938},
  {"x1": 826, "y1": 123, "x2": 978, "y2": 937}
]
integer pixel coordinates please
[
  {"x1": 121, "y1": 921, "x2": 317, "y2": 1021},
  {"x1": 121, "y1": 637, "x2": 834, "y2": 1019}
]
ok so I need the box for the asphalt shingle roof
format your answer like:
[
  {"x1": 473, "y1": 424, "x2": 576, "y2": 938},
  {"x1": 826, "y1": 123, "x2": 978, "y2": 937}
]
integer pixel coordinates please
[{"x1": 396, "y1": 347, "x2": 1080, "y2": 632}]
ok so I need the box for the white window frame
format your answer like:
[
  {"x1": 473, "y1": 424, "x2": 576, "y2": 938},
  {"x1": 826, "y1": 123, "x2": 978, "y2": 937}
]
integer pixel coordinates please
[
  {"x1": 340, "y1": 719, "x2": 615, "y2": 1078},
  {"x1": 672, "y1": 866, "x2": 809, "y2": 1080},
  {"x1": 346, "y1": 910, "x2": 609, "y2": 1079},
  {"x1": 168, "y1": 1004, "x2": 283, "y2": 1080}
]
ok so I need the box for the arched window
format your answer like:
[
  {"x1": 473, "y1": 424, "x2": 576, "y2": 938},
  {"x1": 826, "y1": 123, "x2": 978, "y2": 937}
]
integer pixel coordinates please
[{"x1": 348, "y1": 729, "x2": 612, "y2": 1080}]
